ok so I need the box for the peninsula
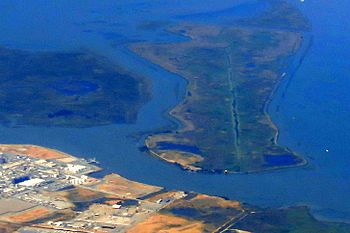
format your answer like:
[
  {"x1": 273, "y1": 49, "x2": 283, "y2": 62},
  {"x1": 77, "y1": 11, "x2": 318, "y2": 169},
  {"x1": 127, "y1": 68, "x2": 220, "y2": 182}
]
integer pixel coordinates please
[{"x1": 131, "y1": 0, "x2": 310, "y2": 173}]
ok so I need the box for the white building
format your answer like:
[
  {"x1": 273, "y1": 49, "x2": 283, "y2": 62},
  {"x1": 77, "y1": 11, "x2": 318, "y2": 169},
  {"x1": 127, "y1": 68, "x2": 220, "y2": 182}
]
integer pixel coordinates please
[
  {"x1": 18, "y1": 178, "x2": 45, "y2": 187},
  {"x1": 66, "y1": 164, "x2": 86, "y2": 173}
]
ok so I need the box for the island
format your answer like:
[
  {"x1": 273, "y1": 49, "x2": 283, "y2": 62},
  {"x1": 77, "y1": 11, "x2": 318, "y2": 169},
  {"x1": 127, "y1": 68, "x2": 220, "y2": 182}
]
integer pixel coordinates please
[
  {"x1": 130, "y1": 0, "x2": 311, "y2": 173},
  {"x1": 0, "y1": 144, "x2": 349, "y2": 233},
  {"x1": 0, "y1": 47, "x2": 150, "y2": 128}
]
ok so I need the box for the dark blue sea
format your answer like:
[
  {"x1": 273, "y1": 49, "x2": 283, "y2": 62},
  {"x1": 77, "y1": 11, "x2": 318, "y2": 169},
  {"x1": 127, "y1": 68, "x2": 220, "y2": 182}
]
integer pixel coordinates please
[{"x1": 0, "y1": 0, "x2": 349, "y2": 222}]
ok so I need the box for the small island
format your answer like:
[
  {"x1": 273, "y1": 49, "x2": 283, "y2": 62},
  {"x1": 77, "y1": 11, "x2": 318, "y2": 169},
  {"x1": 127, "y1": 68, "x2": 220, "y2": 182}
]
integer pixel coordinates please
[
  {"x1": 0, "y1": 144, "x2": 349, "y2": 233},
  {"x1": 131, "y1": 0, "x2": 310, "y2": 173},
  {"x1": 0, "y1": 47, "x2": 150, "y2": 128}
]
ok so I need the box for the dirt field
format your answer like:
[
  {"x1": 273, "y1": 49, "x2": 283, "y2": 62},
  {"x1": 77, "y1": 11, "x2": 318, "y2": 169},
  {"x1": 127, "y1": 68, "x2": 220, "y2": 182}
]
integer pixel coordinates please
[
  {"x1": 96, "y1": 174, "x2": 162, "y2": 198},
  {"x1": 191, "y1": 194, "x2": 241, "y2": 209},
  {"x1": 0, "y1": 144, "x2": 71, "y2": 160},
  {"x1": 0, "y1": 221, "x2": 21, "y2": 233},
  {"x1": 0, "y1": 199, "x2": 36, "y2": 215},
  {"x1": 157, "y1": 151, "x2": 203, "y2": 172},
  {"x1": 65, "y1": 187, "x2": 105, "y2": 202},
  {"x1": 4, "y1": 207, "x2": 53, "y2": 223},
  {"x1": 126, "y1": 213, "x2": 205, "y2": 233}
]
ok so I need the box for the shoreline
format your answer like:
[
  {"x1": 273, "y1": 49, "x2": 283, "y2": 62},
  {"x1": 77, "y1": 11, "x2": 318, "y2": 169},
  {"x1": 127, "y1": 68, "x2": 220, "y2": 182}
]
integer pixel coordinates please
[
  {"x1": 1, "y1": 143, "x2": 349, "y2": 230},
  {"x1": 145, "y1": 142, "x2": 308, "y2": 175}
]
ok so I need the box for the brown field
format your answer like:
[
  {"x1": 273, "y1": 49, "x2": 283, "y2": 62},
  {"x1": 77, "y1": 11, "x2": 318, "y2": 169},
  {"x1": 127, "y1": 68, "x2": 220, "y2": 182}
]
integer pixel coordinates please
[
  {"x1": 191, "y1": 194, "x2": 241, "y2": 209},
  {"x1": 0, "y1": 221, "x2": 21, "y2": 233},
  {"x1": 167, "y1": 194, "x2": 241, "y2": 211},
  {"x1": 65, "y1": 187, "x2": 104, "y2": 202},
  {"x1": 0, "y1": 199, "x2": 36, "y2": 215},
  {"x1": 127, "y1": 213, "x2": 204, "y2": 233},
  {"x1": 0, "y1": 144, "x2": 71, "y2": 160},
  {"x1": 58, "y1": 187, "x2": 121, "y2": 204},
  {"x1": 160, "y1": 194, "x2": 243, "y2": 232},
  {"x1": 95, "y1": 174, "x2": 162, "y2": 198},
  {"x1": 156, "y1": 151, "x2": 203, "y2": 172},
  {"x1": 5, "y1": 207, "x2": 53, "y2": 223}
]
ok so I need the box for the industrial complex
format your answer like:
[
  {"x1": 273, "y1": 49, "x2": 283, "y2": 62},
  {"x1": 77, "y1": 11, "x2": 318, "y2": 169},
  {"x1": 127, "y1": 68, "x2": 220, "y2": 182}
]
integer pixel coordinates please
[{"x1": 0, "y1": 145, "x2": 187, "y2": 232}]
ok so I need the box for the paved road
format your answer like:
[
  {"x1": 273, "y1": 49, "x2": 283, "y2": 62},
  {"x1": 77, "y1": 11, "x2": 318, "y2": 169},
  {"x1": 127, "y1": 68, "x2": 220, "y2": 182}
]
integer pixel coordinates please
[{"x1": 212, "y1": 210, "x2": 250, "y2": 233}]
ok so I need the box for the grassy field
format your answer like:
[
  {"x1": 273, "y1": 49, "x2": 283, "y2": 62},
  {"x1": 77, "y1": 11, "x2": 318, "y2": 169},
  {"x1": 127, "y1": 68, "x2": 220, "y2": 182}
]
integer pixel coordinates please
[
  {"x1": 129, "y1": 192, "x2": 350, "y2": 233},
  {"x1": 232, "y1": 206, "x2": 350, "y2": 233},
  {"x1": 131, "y1": 0, "x2": 309, "y2": 172},
  {"x1": 129, "y1": 193, "x2": 243, "y2": 233},
  {"x1": 0, "y1": 47, "x2": 150, "y2": 127}
]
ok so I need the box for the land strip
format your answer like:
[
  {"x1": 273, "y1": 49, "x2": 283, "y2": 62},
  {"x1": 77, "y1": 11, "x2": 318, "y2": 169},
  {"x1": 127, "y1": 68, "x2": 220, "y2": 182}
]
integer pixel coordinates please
[{"x1": 130, "y1": 0, "x2": 310, "y2": 173}]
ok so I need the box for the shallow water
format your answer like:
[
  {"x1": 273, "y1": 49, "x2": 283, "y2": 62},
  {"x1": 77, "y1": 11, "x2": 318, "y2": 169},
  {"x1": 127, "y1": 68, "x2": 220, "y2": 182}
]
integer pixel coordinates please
[{"x1": 0, "y1": 0, "x2": 350, "y2": 222}]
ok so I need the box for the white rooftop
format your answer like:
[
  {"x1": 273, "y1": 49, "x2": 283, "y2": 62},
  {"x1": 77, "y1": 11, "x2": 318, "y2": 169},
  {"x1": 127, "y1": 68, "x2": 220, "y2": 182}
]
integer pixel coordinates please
[{"x1": 18, "y1": 178, "x2": 45, "y2": 187}]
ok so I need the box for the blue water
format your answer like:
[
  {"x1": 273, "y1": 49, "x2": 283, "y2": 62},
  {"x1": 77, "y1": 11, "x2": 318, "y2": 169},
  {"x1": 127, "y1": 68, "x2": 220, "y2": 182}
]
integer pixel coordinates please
[
  {"x1": 50, "y1": 80, "x2": 98, "y2": 96},
  {"x1": 176, "y1": 0, "x2": 268, "y2": 24},
  {"x1": 263, "y1": 154, "x2": 299, "y2": 167},
  {"x1": 0, "y1": 0, "x2": 349, "y2": 223}
]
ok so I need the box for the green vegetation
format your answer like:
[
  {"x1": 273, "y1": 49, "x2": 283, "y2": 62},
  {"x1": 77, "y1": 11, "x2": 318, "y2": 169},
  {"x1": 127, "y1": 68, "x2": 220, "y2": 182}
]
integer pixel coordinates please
[
  {"x1": 131, "y1": 0, "x2": 309, "y2": 172},
  {"x1": 0, "y1": 47, "x2": 150, "y2": 127},
  {"x1": 160, "y1": 193, "x2": 243, "y2": 233},
  {"x1": 158, "y1": 194, "x2": 350, "y2": 233},
  {"x1": 233, "y1": 206, "x2": 350, "y2": 233}
]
